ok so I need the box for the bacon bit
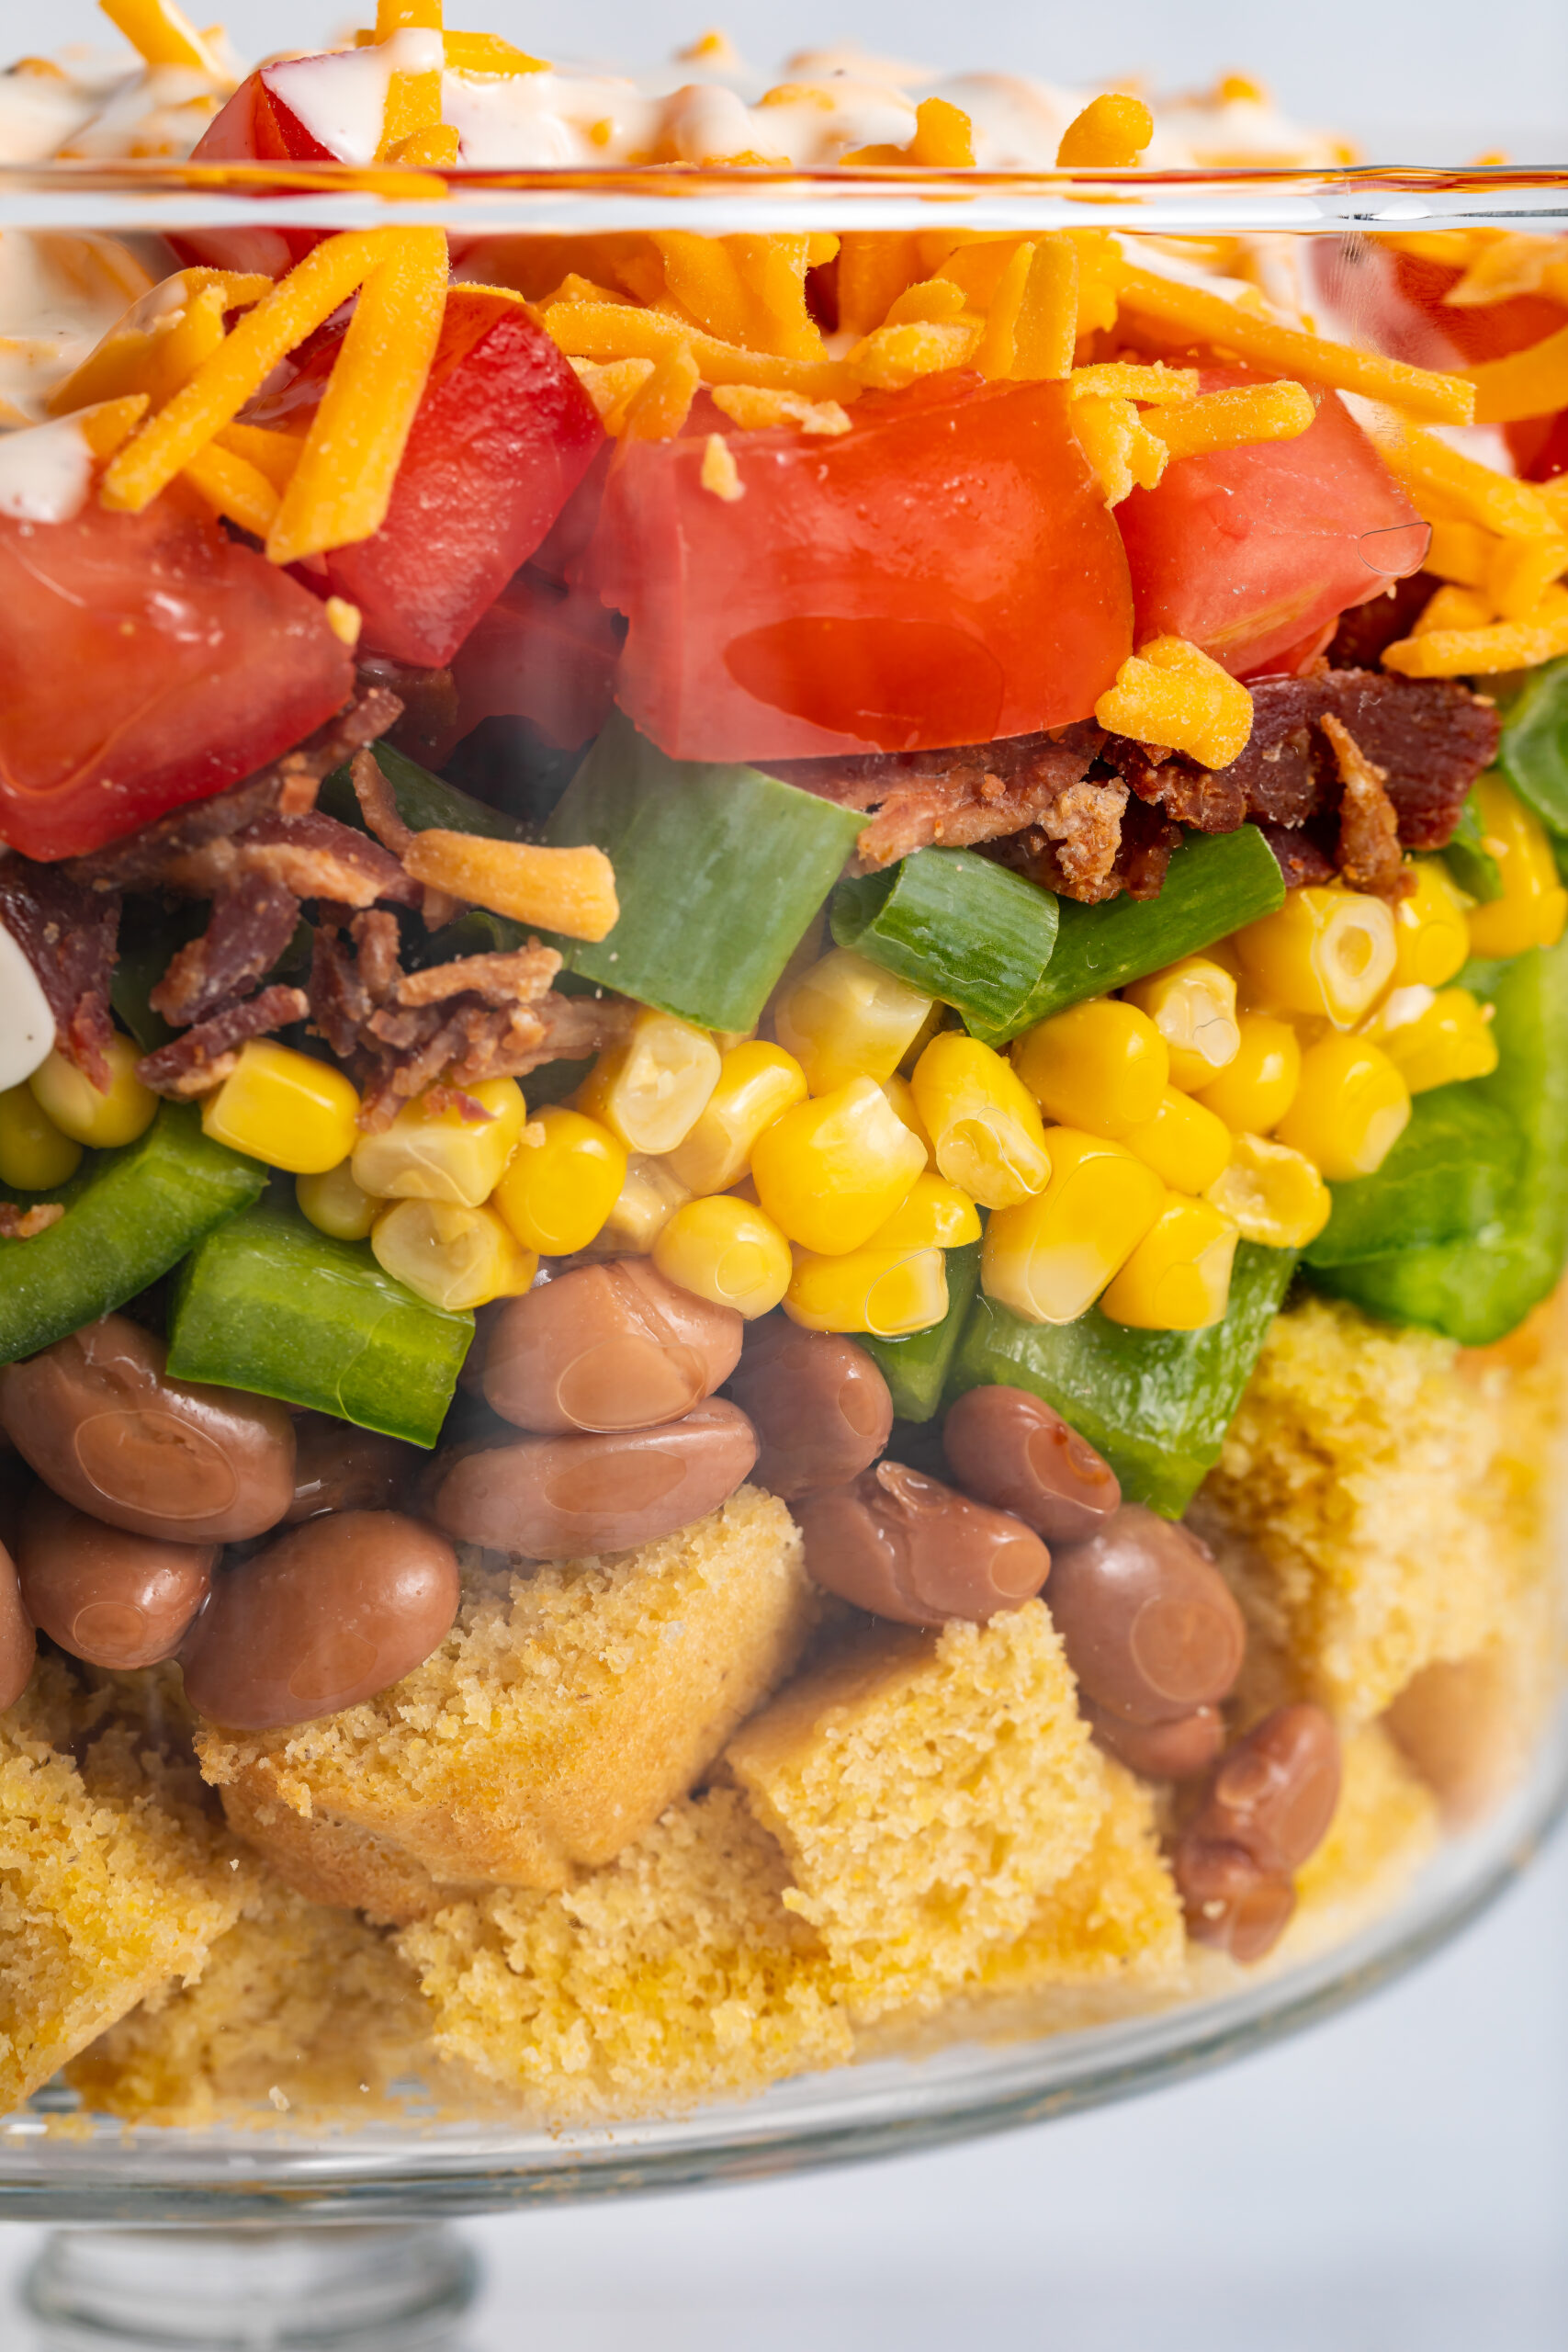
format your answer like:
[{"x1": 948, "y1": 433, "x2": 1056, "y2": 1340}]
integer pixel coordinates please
[
  {"x1": 348, "y1": 746, "x2": 414, "y2": 857},
  {"x1": 395, "y1": 942, "x2": 561, "y2": 1009},
  {"x1": 164, "y1": 810, "x2": 421, "y2": 910},
  {"x1": 136, "y1": 986, "x2": 310, "y2": 1100},
  {"x1": 985, "y1": 775, "x2": 1132, "y2": 904},
  {"x1": 350, "y1": 909, "x2": 404, "y2": 1003},
  {"x1": 0, "y1": 1203, "x2": 64, "y2": 1240},
  {"x1": 149, "y1": 876, "x2": 300, "y2": 1027},
  {"x1": 1322, "y1": 713, "x2": 1413, "y2": 902},
  {"x1": 0, "y1": 863, "x2": 118, "y2": 1090},
  {"x1": 307, "y1": 925, "x2": 372, "y2": 1059},
  {"x1": 773, "y1": 724, "x2": 1105, "y2": 876},
  {"x1": 423, "y1": 1083, "x2": 495, "y2": 1123}
]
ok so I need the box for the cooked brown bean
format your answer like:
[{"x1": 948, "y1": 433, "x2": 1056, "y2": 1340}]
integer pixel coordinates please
[
  {"x1": 1046, "y1": 1506, "x2": 1246, "y2": 1725},
  {"x1": 1173, "y1": 1839, "x2": 1297, "y2": 1964},
  {"x1": 16, "y1": 1487, "x2": 215, "y2": 1670},
  {"x1": 1172, "y1": 1705, "x2": 1342, "y2": 1963},
  {"x1": 0, "y1": 1315, "x2": 296, "y2": 1544},
  {"x1": 726, "y1": 1322, "x2": 893, "y2": 1500},
  {"x1": 285, "y1": 1414, "x2": 419, "y2": 1522},
  {"x1": 482, "y1": 1259, "x2": 744, "y2": 1436},
  {"x1": 181, "y1": 1510, "x2": 460, "y2": 1732},
  {"x1": 942, "y1": 1385, "x2": 1120, "y2": 1543},
  {"x1": 795, "y1": 1461, "x2": 1049, "y2": 1628},
  {"x1": 427, "y1": 1396, "x2": 758, "y2": 1558},
  {"x1": 0, "y1": 1539, "x2": 33, "y2": 1711},
  {"x1": 1085, "y1": 1698, "x2": 1225, "y2": 1781}
]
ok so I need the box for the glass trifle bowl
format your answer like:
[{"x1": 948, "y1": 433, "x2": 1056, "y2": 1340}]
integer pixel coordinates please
[{"x1": 2, "y1": 17, "x2": 1568, "y2": 2342}]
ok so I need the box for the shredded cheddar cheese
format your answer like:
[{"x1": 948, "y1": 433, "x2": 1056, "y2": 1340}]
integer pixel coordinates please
[
  {"x1": 99, "y1": 0, "x2": 227, "y2": 76},
  {"x1": 700, "y1": 434, "x2": 744, "y2": 501},
  {"x1": 1385, "y1": 596, "x2": 1568, "y2": 677},
  {"x1": 402, "y1": 833, "x2": 619, "y2": 942},
  {"x1": 1142, "y1": 377, "x2": 1316, "y2": 461},
  {"x1": 1070, "y1": 361, "x2": 1200, "y2": 405},
  {"x1": 1368, "y1": 414, "x2": 1559, "y2": 539},
  {"x1": 1055, "y1": 93, "x2": 1155, "y2": 170},
  {"x1": 1464, "y1": 323, "x2": 1568, "y2": 427},
  {"x1": 324, "y1": 597, "x2": 364, "y2": 646},
  {"x1": 1096, "y1": 637, "x2": 1255, "y2": 769},
  {"x1": 849, "y1": 318, "x2": 981, "y2": 390},
  {"x1": 620, "y1": 345, "x2": 702, "y2": 442},
  {"x1": 710, "y1": 386, "x2": 851, "y2": 435},
  {"x1": 541, "y1": 299, "x2": 855, "y2": 401},
  {"x1": 212, "y1": 421, "x2": 302, "y2": 493},
  {"x1": 74, "y1": 394, "x2": 150, "y2": 459},
  {"x1": 1072, "y1": 396, "x2": 1168, "y2": 503},
  {"x1": 182, "y1": 439, "x2": 279, "y2": 537},
  {"x1": 1413, "y1": 583, "x2": 1495, "y2": 635}
]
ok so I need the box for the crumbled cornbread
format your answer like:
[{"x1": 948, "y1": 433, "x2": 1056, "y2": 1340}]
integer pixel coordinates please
[
  {"x1": 398, "y1": 1788, "x2": 853, "y2": 2117},
  {"x1": 725, "y1": 1605, "x2": 1107, "y2": 2019},
  {"x1": 218, "y1": 1773, "x2": 468, "y2": 1928},
  {"x1": 1, "y1": 1659, "x2": 249, "y2": 2111},
  {"x1": 1289, "y1": 1722, "x2": 1441, "y2": 1942},
  {"x1": 64, "y1": 1877, "x2": 443, "y2": 2128},
  {"x1": 197, "y1": 1487, "x2": 814, "y2": 1894},
  {"x1": 1192, "y1": 1295, "x2": 1565, "y2": 1724}
]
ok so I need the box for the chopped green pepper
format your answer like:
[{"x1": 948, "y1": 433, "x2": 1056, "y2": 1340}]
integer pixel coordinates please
[
  {"x1": 831, "y1": 852, "x2": 1057, "y2": 1031},
  {"x1": 860, "y1": 1241, "x2": 981, "y2": 1422},
  {"x1": 1495, "y1": 656, "x2": 1568, "y2": 841},
  {"x1": 0, "y1": 1105, "x2": 265, "y2": 1365},
  {"x1": 167, "y1": 1202, "x2": 471, "y2": 1447},
  {"x1": 1440, "y1": 786, "x2": 1506, "y2": 905},
  {"x1": 1302, "y1": 1086, "x2": 1522, "y2": 1266}
]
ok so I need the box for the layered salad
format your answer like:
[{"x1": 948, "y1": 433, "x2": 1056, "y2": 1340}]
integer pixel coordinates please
[{"x1": 0, "y1": 1, "x2": 1565, "y2": 2127}]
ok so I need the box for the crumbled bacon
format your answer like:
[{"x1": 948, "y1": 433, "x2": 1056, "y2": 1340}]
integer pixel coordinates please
[
  {"x1": 135, "y1": 985, "x2": 310, "y2": 1100},
  {"x1": 0, "y1": 861, "x2": 118, "y2": 1090},
  {"x1": 350, "y1": 909, "x2": 404, "y2": 1004},
  {"x1": 984, "y1": 775, "x2": 1133, "y2": 904},
  {"x1": 1253, "y1": 821, "x2": 1337, "y2": 889},
  {"x1": 163, "y1": 809, "x2": 421, "y2": 910},
  {"x1": 770, "y1": 724, "x2": 1107, "y2": 875},
  {"x1": 1326, "y1": 573, "x2": 1436, "y2": 670},
  {"x1": 349, "y1": 746, "x2": 414, "y2": 858},
  {"x1": 149, "y1": 876, "x2": 300, "y2": 1027},
  {"x1": 396, "y1": 943, "x2": 560, "y2": 1009},
  {"x1": 1322, "y1": 713, "x2": 1412, "y2": 903},
  {"x1": 0, "y1": 1203, "x2": 64, "y2": 1240}
]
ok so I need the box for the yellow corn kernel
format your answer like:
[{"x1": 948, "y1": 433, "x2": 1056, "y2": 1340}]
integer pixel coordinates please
[
  {"x1": 28, "y1": 1034, "x2": 155, "y2": 1151},
  {"x1": 1123, "y1": 956, "x2": 1241, "y2": 1090},
  {"x1": 491, "y1": 1104, "x2": 626, "y2": 1256},
  {"x1": 651, "y1": 1194, "x2": 793, "y2": 1319},
  {"x1": 295, "y1": 1159, "x2": 377, "y2": 1241},
  {"x1": 1392, "y1": 858, "x2": 1474, "y2": 988},
  {"x1": 1364, "y1": 987, "x2": 1498, "y2": 1093},
  {"x1": 0, "y1": 1084, "x2": 82, "y2": 1192},
  {"x1": 1275, "y1": 1034, "x2": 1411, "y2": 1180},
  {"x1": 981, "y1": 1130, "x2": 1165, "y2": 1326},
  {"x1": 576, "y1": 1009, "x2": 721, "y2": 1156},
  {"x1": 910, "y1": 1031, "x2": 1052, "y2": 1209},
  {"x1": 1099, "y1": 1195, "x2": 1239, "y2": 1331},
  {"x1": 1232, "y1": 886, "x2": 1398, "y2": 1026},
  {"x1": 863, "y1": 1171, "x2": 981, "y2": 1252},
  {"x1": 1122, "y1": 1086, "x2": 1234, "y2": 1195},
  {"x1": 898, "y1": 1000, "x2": 947, "y2": 1074},
  {"x1": 772, "y1": 948, "x2": 934, "y2": 1095},
  {"x1": 199, "y1": 1040, "x2": 361, "y2": 1175},
  {"x1": 1193, "y1": 1012, "x2": 1302, "y2": 1135},
  {"x1": 880, "y1": 1072, "x2": 934, "y2": 1165},
  {"x1": 592, "y1": 1152, "x2": 691, "y2": 1253},
  {"x1": 1205, "y1": 1132, "x2": 1331, "y2": 1250},
  {"x1": 1464, "y1": 775, "x2": 1568, "y2": 958},
  {"x1": 663, "y1": 1041, "x2": 807, "y2": 1193},
  {"x1": 750, "y1": 1076, "x2": 926, "y2": 1255},
  {"x1": 348, "y1": 1078, "x2": 525, "y2": 1208},
  {"x1": 1011, "y1": 999, "x2": 1169, "y2": 1138},
  {"x1": 371, "y1": 1198, "x2": 536, "y2": 1313},
  {"x1": 784, "y1": 1244, "x2": 949, "y2": 1339}
]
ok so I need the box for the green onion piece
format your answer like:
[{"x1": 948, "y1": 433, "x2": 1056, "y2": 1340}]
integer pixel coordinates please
[
  {"x1": 947, "y1": 1239, "x2": 1297, "y2": 1517},
  {"x1": 859, "y1": 1240, "x2": 980, "y2": 1422},
  {"x1": 545, "y1": 712, "x2": 863, "y2": 1033},
  {"x1": 966, "y1": 826, "x2": 1285, "y2": 1045},
  {"x1": 1308, "y1": 935, "x2": 1568, "y2": 1344},
  {"x1": 319, "y1": 741, "x2": 525, "y2": 843},
  {"x1": 1440, "y1": 786, "x2": 1506, "y2": 904},
  {"x1": 168, "y1": 1201, "x2": 471, "y2": 1447},
  {"x1": 830, "y1": 851, "x2": 1057, "y2": 1030},
  {"x1": 413, "y1": 907, "x2": 528, "y2": 966},
  {"x1": 1495, "y1": 655, "x2": 1568, "y2": 841},
  {"x1": 1303, "y1": 1086, "x2": 1522, "y2": 1266},
  {"x1": 0, "y1": 1105, "x2": 265, "y2": 1365}
]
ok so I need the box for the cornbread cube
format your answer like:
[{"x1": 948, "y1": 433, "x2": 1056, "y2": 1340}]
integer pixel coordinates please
[
  {"x1": 197, "y1": 1488, "x2": 815, "y2": 1893},
  {"x1": 1191, "y1": 1294, "x2": 1566, "y2": 1724},
  {"x1": 724, "y1": 1604, "x2": 1108, "y2": 2019},
  {"x1": 1, "y1": 1658, "x2": 249, "y2": 2111},
  {"x1": 219, "y1": 1770, "x2": 468, "y2": 1928},
  {"x1": 1287, "y1": 1722, "x2": 1441, "y2": 1947},
  {"x1": 397, "y1": 1789, "x2": 853, "y2": 2118},
  {"x1": 1384, "y1": 1628, "x2": 1551, "y2": 1826},
  {"x1": 64, "y1": 1875, "x2": 448, "y2": 2128}
]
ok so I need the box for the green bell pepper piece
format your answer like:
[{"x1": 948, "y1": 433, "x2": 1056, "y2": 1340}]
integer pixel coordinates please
[
  {"x1": 1302, "y1": 1085, "x2": 1523, "y2": 1266},
  {"x1": 859, "y1": 1241, "x2": 981, "y2": 1422}
]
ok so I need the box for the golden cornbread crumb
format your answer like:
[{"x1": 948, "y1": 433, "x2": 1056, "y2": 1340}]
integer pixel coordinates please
[
  {"x1": 64, "y1": 1877, "x2": 444, "y2": 2128},
  {"x1": 1192, "y1": 1295, "x2": 1566, "y2": 1724},
  {"x1": 197, "y1": 1487, "x2": 814, "y2": 1893},
  {"x1": 1286, "y1": 1723, "x2": 1441, "y2": 1951},
  {"x1": 725, "y1": 1605, "x2": 1107, "y2": 2020},
  {"x1": 1, "y1": 1659, "x2": 249, "y2": 2112},
  {"x1": 219, "y1": 1771, "x2": 469, "y2": 1928},
  {"x1": 1384, "y1": 1623, "x2": 1551, "y2": 1825},
  {"x1": 398, "y1": 1789, "x2": 852, "y2": 2118}
]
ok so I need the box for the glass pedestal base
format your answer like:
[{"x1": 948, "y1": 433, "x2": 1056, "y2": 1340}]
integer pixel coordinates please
[{"x1": 22, "y1": 2224, "x2": 478, "y2": 2351}]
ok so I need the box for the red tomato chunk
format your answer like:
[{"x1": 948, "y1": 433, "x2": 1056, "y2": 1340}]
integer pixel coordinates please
[
  {"x1": 448, "y1": 569, "x2": 623, "y2": 753},
  {"x1": 0, "y1": 498, "x2": 353, "y2": 862},
  {"x1": 180, "y1": 66, "x2": 339, "y2": 277},
  {"x1": 582, "y1": 374, "x2": 1134, "y2": 763}
]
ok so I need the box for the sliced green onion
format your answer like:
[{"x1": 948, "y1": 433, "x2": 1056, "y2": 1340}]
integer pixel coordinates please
[
  {"x1": 1440, "y1": 786, "x2": 1506, "y2": 904},
  {"x1": 830, "y1": 850, "x2": 1057, "y2": 1031},
  {"x1": 859, "y1": 1240, "x2": 981, "y2": 1422}
]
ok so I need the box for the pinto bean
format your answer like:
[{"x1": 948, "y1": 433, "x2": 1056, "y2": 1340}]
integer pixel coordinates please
[
  {"x1": 1084, "y1": 1698, "x2": 1226, "y2": 1781},
  {"x1": 726, "y1": 1322, "x2": 892, "y2": 1500},
  {"x1": 425, "y1": 1396, "x2": 758, "y2": 1558},
  {"x1": 481, "y1": 1259, "x2": 744, "y2": 1436},
  {"x1": 1173, "y1": 1705, "x2": 1342, "y2": 1962},
  {"x1": 1171, "y1": 1840, "x2": 1299, "y2": 1964},
  {"x1": 794, "y1": 1461, "x2": 1049, "y2": 1628},
  {"x1": 0, "y1": 1540, "x2": 33, "y2": 1711},
  {"x1": 0, "y1": 1315, "x2": 295, "y2": 1544},
  {"x1": 285, "y1": 1414, "x2": 419, "y2": 1522},
  {"x1": 942, "y1": 1385, "x2": 1121, "y2": 1543},
  {"x1": 15, "y1": 1487, "x2": 214, "y2": 1670},
  {"x1": 1047, "y1": 1507, "x2": 1246, "y2": 1725},
  {"x1": 180, "y1": 1510, "x2": 460, "y2": 1732}
]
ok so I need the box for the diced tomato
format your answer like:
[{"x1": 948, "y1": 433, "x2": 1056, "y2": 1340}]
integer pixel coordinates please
[
  {"x1": 447, "y1": 569, "x2": 623, "y2": 753},
  {"x1": 175, "y1": 66, "x2": 341, "y2": 277},
  {"x1": 1516, "y1": 407, "x2": 1568, "y2": 482},
  {"x1": 1114, "y1": 372, "x2": 1427, "y2": 680},
  {"x1": 581, "y1": 375, "x2": 1134, "y2": 763},
  {"x1": 267, "y1": 288, "x2": 603, "y2": 671},
  {"x1": 0, "y1": 494, "x2": 353, "y2": 862}
]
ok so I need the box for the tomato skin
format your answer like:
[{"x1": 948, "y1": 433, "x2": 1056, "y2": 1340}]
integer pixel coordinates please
[
  {"x1": 1115, "y1": 373, "x2": 1426, "y2": 680},
  {"x1": 0, "y1": 497, "x2": 354, "y2": 862},
  {"x1": 447, "y1": 569, "x2": 623, "y2": 752},
  {"x1": 582, "y1": 374, "x2": 1134, "y2": 763},
  {"x1": 276, "y1": 290, "x2": 604, "y2": 670},
  {"x1": 177, "y1": 71, "x2": 338, "y2": 277}
]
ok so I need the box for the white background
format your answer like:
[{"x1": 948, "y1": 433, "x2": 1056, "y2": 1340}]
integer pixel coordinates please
[{"x1": 8, "y1": 0, "x2": 1568, "y2": 2341}]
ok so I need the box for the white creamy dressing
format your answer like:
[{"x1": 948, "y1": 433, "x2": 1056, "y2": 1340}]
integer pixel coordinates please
[
  {"x1": 0, "y1": 923, "x2": 57, "y2": 1091},
  {"x1": 267, "y1": 27, "x2": 445, "y2": 166},
  {"x1": 0, "y1": 229, "x2": 152, "y2": 424},
  {"x1": 0, "y1": 410, "x2": 95, "y2": 520}
]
